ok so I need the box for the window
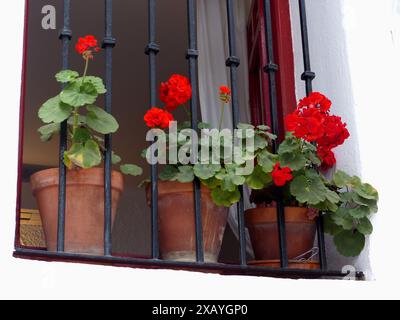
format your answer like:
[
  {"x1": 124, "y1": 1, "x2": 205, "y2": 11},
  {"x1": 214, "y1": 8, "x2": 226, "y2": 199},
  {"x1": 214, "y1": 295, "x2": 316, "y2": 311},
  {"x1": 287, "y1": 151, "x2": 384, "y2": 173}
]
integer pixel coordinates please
[{"x1": 14, "y1": 0, "x2": 364, "y2": 280}]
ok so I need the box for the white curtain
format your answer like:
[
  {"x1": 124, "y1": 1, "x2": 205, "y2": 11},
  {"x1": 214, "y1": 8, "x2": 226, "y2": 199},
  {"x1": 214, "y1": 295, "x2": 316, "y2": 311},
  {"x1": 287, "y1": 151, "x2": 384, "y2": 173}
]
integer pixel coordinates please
[{"x1": 197, "y1": 0, "x2": 254, "y2": 256}]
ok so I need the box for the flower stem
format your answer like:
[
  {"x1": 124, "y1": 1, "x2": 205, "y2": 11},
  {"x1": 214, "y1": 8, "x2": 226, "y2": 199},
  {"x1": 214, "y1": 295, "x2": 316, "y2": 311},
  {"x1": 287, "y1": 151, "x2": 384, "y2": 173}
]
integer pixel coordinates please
[
  {"x1": 73, "y1": 57, "x2": 90, "y2": 136},
  {"x1": 72, "y1": 109, "x2": 79, "y2": 136},
  {"x1": 81, "y1": 57, "x2": 90, "y2": 85},
  {"x1": 218, "y1": 102, "x2": 225, "y2": 131}
]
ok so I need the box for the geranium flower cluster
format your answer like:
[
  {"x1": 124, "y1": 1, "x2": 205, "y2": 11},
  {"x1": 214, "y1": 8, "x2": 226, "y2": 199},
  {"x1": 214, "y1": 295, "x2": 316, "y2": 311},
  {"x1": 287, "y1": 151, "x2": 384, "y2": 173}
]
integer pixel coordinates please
[
  {"x1": 219, "y1": 86, "x2": 231, "y2": 103},
  {"x1": 144, "y1": 74, "x2": 192, "y2": 129},
  {"x1": 285, "y1": 92, "x2": 350, "y2": 169},
  {"x1": 160, "y1": 74, "x2": 192, "y2": 112},
  {"x1": 272, "y1": 163, "x2": 293, "y2": 187},
  {"x1": 144, "y1": 108, "x2": 174, "y2": 129},
  {"x1": 75, "y1": 35, "x2": 101, "y2": 59}
]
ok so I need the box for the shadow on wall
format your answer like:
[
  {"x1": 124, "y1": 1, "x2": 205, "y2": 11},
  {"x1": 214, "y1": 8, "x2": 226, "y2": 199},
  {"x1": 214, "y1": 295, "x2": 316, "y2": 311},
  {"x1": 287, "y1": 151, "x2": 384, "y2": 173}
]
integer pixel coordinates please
[{"x1": 290, "y1": 0, "x2": 369, "y2": 274}]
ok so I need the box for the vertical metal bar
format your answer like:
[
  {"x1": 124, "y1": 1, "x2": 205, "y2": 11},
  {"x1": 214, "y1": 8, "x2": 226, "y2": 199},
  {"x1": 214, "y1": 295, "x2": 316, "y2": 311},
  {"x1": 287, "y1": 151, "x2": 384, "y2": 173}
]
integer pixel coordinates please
[
  {"x1": 316, "y1": 214, "x2": 327, "y2": 270},
  {"x1": 298, "y1": 0, "x2": 315, "y2": 96},
  {"x1": 57, "y1": 0, "x2": 72, "y2": 252},
  {"x1": 298, "y1": 0, "x2": 327, "y2": 270},
  {"x1": 186, "y1": 0, "x2": 204, "y2": 263},
  {"x1": 263, "y1": 0, "x2": 288, "y2": 268},
  {"x1": 145, "y1": 0, "x2": 160, "y2": 259},
  {"x1": 226, "y1": 0, "x2": 246, "y2": 266},
  {"x1": 103, "y1": 0, "x2": 116, "y2": 256}
]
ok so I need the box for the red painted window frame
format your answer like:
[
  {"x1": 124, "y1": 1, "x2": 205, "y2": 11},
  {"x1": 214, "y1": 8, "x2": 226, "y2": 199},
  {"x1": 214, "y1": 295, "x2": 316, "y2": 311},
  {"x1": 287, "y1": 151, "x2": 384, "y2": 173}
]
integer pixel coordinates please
[{"x1": 247, "y1": 0, "x2": 296, "y2": 140}]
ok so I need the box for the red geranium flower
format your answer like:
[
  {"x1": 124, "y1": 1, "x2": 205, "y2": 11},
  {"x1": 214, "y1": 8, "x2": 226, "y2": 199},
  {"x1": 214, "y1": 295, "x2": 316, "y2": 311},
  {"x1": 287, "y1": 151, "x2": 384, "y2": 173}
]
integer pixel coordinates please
[
  {"x1": 219, "y1": 86, "x2": 231, "y2": 103},
  {"x1": 160, "y1": 74, "x2": 192, "y2": 112},
  {"x1": 317, "y1": 147, "x2": 337, "y2": 170},
  {"x1": 298, "y1": 92, "x2": 332, "y2": 112},
  {"x1": 285, "y1": 106, "x2": 325, "y2": 142},
  {"x1": 75, "y1": 35, "x2": 101, "y2": 59},
  {"x1": 316, "y1": 115, "x2": 350, "y2": 150},
  {"x1": 144, "y1": 107, "x2": 174, "y2": 129},
  {"x1": 285, "y1": 92, "x2": 350, "y2": 170},
  {"x1": 272, "y1": 163, "x2": 293, "y2": 187}
]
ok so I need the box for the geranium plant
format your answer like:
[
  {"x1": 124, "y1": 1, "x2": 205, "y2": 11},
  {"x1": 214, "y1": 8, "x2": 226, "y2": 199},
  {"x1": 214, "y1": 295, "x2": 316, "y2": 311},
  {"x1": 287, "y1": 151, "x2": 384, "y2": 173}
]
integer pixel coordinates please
[
  {"x1": 250, "y1": 92, "x2": 379, "y2": 257},
  {"x1": 142, "y1": 73, "x2": 378, "y2": 257},
  {"x1": 38, "y1": 35, "x2": 142, "y2": 176},
  {"x1": 143, "y1": 76, "x2": 276, "y2": 207}
]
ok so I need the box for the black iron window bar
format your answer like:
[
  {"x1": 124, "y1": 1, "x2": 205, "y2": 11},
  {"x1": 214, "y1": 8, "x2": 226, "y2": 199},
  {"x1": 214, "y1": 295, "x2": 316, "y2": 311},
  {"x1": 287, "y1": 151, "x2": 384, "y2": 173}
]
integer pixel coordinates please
[{"x1": 14, "y1": 0, "x2": 364, "y2": 280}]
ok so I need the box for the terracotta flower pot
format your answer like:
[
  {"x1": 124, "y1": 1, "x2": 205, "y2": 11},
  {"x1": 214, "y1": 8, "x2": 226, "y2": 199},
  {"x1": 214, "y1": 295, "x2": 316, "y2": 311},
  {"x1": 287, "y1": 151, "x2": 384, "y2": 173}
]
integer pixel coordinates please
[
  {"x1": 30, "y1": 168, "x2": 124, "y2": 255},
  {"x1": 248, "y1": 260, "x2": 320, "y2": 270},
  {"x1": 147, "y1": 181, "x2": 228, "y2": 263},
  {"x1": 245, "y1": 207, "x2": 316, "y2": 261}
]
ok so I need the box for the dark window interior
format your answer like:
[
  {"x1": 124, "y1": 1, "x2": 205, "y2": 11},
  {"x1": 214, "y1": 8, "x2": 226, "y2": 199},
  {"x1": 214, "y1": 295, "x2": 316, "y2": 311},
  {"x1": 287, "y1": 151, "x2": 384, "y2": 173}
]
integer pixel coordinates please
[{"x1": 20, "y1": 0, "x2": 240, "y2": 263}]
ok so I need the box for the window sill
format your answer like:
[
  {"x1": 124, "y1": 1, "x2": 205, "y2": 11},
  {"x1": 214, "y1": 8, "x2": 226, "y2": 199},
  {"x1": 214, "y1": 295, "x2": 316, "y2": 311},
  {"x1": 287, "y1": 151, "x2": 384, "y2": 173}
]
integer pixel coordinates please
[{"x1": 13, "y1": 248, "x2": 365, "y2": 280}]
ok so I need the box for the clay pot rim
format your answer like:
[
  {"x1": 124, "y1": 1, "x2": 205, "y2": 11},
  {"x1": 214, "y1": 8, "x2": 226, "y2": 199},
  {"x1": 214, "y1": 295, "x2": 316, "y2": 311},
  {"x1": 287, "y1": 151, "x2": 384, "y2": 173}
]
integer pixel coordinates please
[
  {"x1": 245, "y1": 206, "x2": 315, "y2": 225},
  {"x1": 30, "y1": 167, "x2": 124, "y2": 195},
  {"x1": 147, "y1": 180, "x2": 212, "y2": 195},
  {"x1": 248, "y1": 259, "x2": 320, "y2": 268}
]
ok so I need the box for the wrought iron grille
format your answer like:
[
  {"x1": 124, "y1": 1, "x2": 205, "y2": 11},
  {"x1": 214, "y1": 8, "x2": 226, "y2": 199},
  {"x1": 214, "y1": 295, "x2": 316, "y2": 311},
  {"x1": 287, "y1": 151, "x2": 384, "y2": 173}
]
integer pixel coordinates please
[{"x1": 14, "y1": 0, "x2": 364, "y2": 280}]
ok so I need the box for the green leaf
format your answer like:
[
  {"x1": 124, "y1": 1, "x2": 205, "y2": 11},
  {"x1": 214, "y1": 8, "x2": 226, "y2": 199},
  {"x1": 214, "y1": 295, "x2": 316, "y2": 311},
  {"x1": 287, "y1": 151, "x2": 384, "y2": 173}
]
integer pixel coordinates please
[
  {"x1": 218, "y1": 171, "x2": 246, "y2": 192},
  {"x1": 290, "y1": 174, "x2": 326, "y2": 205},
  {"x1": 246, "y1": 165, "x2": 272, "y2": 190},
  {"x1": 253, "y1": 135, "x2": 268, "y2": 151},
  {"x1": 198, "y1": 122, "x2": 211, "y2": 129},
  {"x1": 354, "y1": 183, "x2": 379, "y2": 201},
  {"x1": 72, "y1": 127, "x2": 91, "y2": 144},
  {"x1": 256, "y1": 125, "x2": 270, "y2": 131},
  {"x1": 313, "y1": 199, "x2": 339, "y2": 213},
  {"x1": 64, "y1": 140, "x2": 102, "y2": 169},
  {"x1": 120, "y1": 164, "x2": 143, "y2": 176},
  {"x1": 67, "y1": 115, "x2": 86, "y2": 126},
  {"x1": 177, "y1": 121, "x2": 191, "y2": 130},
  {"x1": 279, "y1": 152, "x2": 307, "y2": 171},
  {"x1": 257, "y1": 130, "x2": 277, "y2": 141},
  {"x1": 193, "y1": 164, "x2": 221, "y2": 180},
  {"x1": 237, "y1": 123, "x2": 254, "y2": 130},
  {"x1": 63, "y1": 152, "x2": 72, "y2": 169},
  {"x1": 176, "y1": 166, "x2": 194, "y2": 183},
  {"x1": 349, "y1": 206, "x2": 371, "y2": 219},
  {"x1": 323, "y1": 214, "x2": 342, "y2": 236},
  {"x1": 278, "y1": 138, "x2": 299, "y2": 154},
  {"x1": 303, "y1": 142, "x2": 321, "y2": 166},
  {"x1": 334, "y1": 230, "x2": 365, "y2": 257},
  {"x1": 350, "y1": 176, "x2": 362, "y2": 188},
  {"x1": 257, "y1": 150, "x2": 277, "y2": 173},
  {"x1": 55, "y1": 70, "x2": 79, "y2": 83},
  {"x1": 211, "y1": 187, "x2": 241, "y2": 207},
  {"x1": 357, "y1": 218, "x2": 373, "y2": 235},
  {"x1": 38, "y1": 123, "x2": 60, "y2": 142},
  {"x1": 159, "y1": 165, "x2": 179, "y2": 181},
  {"x1": 76, "y1": 76, "x2": 107, "y2": 94},
  {"x1": 141, "y1": 148, "x2": 148, "y2": 159},
  {"x1": 325, "y1": 189, "x2": 341, "y2": 204},
  {"x1": 38, "y1": 96, "x2": 73, "y2": 124},
  {"x1": 112, "y1": 153, "x2": 122, "y2": 165},
  {"x1": 201, "y1": 177, "x2": 221, "y2": 189},
  {"x1": 352, "y1": 194, "x2": 378, "y2": 213},
  {"x1": 331, "y1": 207, "x2": 354, "y2": 230},
  {"x1": 86, "y1": 105, "x2": 119, "y2": 134},
  {"x1": 60, "y1": 82, "x2": 98, "y2": 107},
  {"x1": 333, "y1": 170, "x2": 352, "y2": 188},
  {"x1": 340, "y1": 191, "x2": 355, "y2": 203}
]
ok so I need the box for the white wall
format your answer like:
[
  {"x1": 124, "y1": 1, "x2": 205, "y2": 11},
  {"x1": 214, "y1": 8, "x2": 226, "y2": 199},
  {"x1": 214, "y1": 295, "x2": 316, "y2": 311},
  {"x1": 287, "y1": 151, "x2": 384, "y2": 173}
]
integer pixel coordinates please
[
  {"x1": 0, "y1": 0, "x2": 399, "y2": 299},
  {"x1": 290, "y1": 0, "x2": 400, "y2": 282}
]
